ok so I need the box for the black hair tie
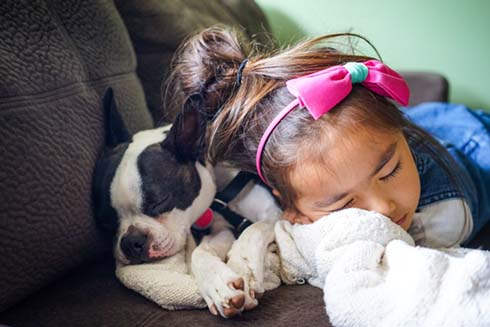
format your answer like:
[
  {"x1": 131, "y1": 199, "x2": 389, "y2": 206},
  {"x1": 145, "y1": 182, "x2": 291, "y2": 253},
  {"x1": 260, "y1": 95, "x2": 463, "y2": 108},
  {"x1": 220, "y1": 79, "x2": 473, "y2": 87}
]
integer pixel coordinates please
[{"x1": 236, "y1": 59, "x2": 249, "y2": 87}]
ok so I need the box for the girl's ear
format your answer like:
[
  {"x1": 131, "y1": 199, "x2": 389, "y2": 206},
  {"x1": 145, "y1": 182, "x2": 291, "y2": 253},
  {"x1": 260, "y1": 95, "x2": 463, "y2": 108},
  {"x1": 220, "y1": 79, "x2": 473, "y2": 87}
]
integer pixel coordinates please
[
  {"x1": 282, "y1": 208, "x2": 298, "y2": 224},
  {"x1": 283, "y1": 208, "x2": 314, "y2": 225},
  {"x1": 273, "y1": 189, "x2": 314, "y2": 224}
]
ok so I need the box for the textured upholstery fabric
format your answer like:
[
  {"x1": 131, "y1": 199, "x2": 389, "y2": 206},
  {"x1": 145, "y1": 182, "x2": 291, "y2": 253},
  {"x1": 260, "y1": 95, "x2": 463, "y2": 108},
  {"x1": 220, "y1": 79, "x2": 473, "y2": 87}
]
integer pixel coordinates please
[
  {"x1": 0, "y1": 0, "x2": 153, "y2": 311},
  {"x1": 114, "y1": 0, "x2": 272, "y2": 123},
  {"x1": 0, "y1": 255, "x2": 331, "y2": 327}
]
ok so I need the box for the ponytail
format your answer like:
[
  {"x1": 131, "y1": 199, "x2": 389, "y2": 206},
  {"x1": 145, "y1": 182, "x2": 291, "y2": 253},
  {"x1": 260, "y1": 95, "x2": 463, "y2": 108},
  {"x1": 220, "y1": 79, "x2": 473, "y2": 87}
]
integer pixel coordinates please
[{"x1": 165, "y1": 26, "x2": 252, "y2": 121}]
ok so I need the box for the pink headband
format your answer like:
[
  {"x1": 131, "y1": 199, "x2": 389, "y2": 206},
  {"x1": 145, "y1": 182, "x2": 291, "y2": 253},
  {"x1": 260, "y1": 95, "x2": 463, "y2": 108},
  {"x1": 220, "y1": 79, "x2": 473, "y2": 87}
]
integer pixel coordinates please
[{"x1": 255, "y1": 59, "x2": 410, "y2": 185}]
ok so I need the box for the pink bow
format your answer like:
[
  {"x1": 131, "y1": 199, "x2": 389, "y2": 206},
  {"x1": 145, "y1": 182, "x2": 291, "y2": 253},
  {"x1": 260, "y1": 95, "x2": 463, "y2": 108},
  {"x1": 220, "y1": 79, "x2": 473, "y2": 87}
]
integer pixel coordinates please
[
  {"x1": 256, "y1": 60, "x2": 410, "y2": 185},
  {"x1": 287, "y1": 60, "x2": 409, "y2": 119}
]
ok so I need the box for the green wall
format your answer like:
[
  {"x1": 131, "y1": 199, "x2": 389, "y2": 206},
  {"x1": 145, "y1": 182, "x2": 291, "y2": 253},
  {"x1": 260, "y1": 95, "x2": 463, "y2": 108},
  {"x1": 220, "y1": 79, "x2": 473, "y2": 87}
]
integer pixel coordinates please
[{"x1": 256, "y1": 0, "x2": 490, "y2": 110}]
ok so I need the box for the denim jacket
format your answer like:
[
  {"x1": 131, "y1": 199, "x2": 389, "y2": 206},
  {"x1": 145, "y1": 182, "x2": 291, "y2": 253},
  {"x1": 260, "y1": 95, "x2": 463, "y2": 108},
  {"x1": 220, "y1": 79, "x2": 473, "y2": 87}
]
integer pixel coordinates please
[{"x1": 404, "y1": 102, "x2": 490, "y2": 242}]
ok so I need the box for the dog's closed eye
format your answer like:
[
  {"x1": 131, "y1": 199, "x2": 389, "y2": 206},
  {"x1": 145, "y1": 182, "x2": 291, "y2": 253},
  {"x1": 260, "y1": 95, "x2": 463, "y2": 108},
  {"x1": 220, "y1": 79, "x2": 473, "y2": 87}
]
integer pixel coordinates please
[{"x1": 149, "y1": 195, "x2": 174, "y2": 216}]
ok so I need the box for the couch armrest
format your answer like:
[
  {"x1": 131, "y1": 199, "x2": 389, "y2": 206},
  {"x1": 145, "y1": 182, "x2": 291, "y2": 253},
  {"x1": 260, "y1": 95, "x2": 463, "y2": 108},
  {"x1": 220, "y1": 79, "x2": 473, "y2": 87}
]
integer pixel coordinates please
[{"x1": 400, "y1": 72, "x2": 449, "y2": 106}]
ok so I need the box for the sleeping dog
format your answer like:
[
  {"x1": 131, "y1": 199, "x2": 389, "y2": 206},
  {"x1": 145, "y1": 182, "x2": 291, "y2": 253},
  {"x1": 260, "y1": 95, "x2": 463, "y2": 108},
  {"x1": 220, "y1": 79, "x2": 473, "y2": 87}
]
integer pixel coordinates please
[{"x1": 93, "y1": 89, "x2": 282, "y2": 317}]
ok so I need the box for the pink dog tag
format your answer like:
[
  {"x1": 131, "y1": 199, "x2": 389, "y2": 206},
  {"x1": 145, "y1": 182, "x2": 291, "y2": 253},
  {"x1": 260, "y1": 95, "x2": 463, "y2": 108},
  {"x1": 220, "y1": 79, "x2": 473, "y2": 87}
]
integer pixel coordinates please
[{"x1": 194, "y1": 208, "x2": 213, "y2": 229}]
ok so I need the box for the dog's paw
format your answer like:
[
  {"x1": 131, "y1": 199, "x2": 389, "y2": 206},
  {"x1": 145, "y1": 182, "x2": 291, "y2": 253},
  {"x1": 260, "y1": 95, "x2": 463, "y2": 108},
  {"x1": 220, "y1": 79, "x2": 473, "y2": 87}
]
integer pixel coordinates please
[
  {"x1": 227, "y1": 242, "x2": 282, "y2": 309},
  {"x1": 225, "y1": 220, "x2": 278, "y2": 310},
  {"x1": 197, "y1": 261, "x2": 247, "y2": 318},
  {"x1": 226, "y1": 250, "x2": 265, "y2": 310}
]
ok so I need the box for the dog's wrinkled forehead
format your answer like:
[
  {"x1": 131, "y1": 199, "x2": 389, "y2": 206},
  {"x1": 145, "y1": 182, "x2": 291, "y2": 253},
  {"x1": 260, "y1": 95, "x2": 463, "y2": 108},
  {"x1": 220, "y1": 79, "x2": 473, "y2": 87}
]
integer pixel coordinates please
[
  {"x1": 111, "y1": 126, "x2": 201, "y2": 219},
  {"x1": 138, "y1": 145, "x2": 201, "y2": 217}
]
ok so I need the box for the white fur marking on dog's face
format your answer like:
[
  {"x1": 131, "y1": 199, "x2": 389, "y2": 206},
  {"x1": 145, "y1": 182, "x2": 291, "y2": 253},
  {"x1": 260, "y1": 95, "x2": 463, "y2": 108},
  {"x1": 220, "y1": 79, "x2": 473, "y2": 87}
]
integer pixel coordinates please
[
  {"x1": 110, "y1": 127, "x2": 169, "y2": 218},
  {"x1": 183, "y1": 162, "x2": 216, "y2": 226}
]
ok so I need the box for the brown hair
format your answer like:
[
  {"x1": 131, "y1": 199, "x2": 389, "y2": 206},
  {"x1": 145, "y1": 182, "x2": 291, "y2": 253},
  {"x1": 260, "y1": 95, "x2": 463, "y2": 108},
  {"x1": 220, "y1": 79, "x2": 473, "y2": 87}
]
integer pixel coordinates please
[{"x1": 166, "y1": 25, "x2": 464, "y2": 212}]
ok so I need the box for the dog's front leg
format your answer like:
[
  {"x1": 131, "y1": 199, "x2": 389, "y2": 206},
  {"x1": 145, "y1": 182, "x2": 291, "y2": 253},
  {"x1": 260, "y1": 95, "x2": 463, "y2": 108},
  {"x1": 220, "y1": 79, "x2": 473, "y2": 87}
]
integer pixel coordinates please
[
  {"x1": 226, "y1": 220, "x2": 281, "y2": 310},
  {"x1": 192, "y1": 213, "x2": 246, "y2": 318}
]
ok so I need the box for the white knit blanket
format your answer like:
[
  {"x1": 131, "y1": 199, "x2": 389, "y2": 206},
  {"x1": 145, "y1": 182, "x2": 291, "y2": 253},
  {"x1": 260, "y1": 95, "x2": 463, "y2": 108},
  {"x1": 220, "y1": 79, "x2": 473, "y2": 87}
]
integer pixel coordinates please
[
  {"x1": 116, "y1": 235, "x2": 207, "y2": 310},
  {"x1": 115, "y1": 232, "x2": 281, "y2": 311},
  {"x1": 274, "y1": 208, "x2": 490, "y2": 327}
]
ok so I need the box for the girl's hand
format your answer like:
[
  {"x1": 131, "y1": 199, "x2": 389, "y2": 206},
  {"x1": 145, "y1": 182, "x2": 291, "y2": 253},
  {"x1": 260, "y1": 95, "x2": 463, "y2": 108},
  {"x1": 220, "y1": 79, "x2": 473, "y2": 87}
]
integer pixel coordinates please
[{"x1": 283, "y1": 209, "x2": 314, "y2": 225}]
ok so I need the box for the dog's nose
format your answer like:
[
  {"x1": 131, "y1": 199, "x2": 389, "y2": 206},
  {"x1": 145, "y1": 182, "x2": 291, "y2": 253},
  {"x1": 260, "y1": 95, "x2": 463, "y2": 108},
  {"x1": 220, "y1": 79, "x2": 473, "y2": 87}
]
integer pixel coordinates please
[{"x1": 120, "y1": 227, "x2": 148, "y2": 262}]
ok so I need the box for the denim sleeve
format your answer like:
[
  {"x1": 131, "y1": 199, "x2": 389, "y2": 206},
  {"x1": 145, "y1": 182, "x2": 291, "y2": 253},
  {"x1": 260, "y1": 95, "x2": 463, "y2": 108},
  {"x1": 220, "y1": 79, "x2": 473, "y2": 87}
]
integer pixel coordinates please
[{"x1": 404, "y1": 102, "x2": 490, "y2": 240}]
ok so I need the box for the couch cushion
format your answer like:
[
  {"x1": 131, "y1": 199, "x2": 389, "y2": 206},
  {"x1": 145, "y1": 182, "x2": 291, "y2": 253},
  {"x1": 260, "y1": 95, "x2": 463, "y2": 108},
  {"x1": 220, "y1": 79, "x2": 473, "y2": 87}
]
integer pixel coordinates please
[
  {"x1": 0, "y1": 254, "x2": 331, "y2": 327},
  {"x1": 114, "y1": 0, "x2": 272, "y2": 124},
  {"x1": 0, "y1": 0, "x2": 153, "y2": 311},
  {"x1": 401, "y1": 72, "x2": 449, "y2": 105}
]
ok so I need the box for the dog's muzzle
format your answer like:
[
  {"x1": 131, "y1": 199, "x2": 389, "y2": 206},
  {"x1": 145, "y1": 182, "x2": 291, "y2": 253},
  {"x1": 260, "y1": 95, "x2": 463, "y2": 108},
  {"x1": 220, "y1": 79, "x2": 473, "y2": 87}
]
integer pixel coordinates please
[
  {"x1": 120, "y1": 225, "x2": 176, "y2": 264},
  {"x1": 120, "y1": 225, "x2": 149, "y2": 263}
]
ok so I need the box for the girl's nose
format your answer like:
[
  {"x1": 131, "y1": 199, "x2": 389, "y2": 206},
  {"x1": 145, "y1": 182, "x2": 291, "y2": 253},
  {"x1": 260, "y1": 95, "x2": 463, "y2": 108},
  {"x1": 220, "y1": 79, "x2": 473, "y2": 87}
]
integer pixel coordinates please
[{"x1": 366, "y1": 193, "x2": 396, "y2": 219}]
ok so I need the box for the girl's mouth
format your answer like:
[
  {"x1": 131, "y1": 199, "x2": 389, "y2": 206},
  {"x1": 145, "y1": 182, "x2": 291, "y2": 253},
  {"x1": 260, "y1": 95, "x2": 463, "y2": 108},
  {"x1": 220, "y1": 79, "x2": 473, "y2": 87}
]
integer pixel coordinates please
[{"x1": 395, "y1": 214, "x2": 407, "y2": 226}]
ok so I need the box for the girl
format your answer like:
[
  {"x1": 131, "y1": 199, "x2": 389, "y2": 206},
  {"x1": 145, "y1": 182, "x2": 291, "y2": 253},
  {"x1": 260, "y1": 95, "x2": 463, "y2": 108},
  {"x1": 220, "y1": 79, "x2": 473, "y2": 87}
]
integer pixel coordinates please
[{"x1": 167, "y1": 26, "x2": 490, "y2": 248}]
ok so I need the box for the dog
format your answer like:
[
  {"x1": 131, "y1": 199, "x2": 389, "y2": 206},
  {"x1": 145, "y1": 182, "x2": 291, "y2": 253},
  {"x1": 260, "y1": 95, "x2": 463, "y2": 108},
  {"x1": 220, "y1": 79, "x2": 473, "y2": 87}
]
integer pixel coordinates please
[{"x1": 93, "y1": 89, "x2": 282, "y2": 317}]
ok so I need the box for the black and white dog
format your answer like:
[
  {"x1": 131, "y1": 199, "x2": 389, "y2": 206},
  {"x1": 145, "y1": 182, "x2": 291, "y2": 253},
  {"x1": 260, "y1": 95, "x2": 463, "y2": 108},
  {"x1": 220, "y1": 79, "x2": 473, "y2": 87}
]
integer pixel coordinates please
[{"x1": 93, "y1": 89, "x2": 281, "y2": 317}]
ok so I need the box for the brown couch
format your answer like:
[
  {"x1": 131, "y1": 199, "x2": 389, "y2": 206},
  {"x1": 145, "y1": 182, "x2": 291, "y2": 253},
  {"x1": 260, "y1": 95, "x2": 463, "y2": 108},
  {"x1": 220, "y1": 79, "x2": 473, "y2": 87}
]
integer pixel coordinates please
[{"x1": 0, "y1": 1, "x2": 488, "y2": 326}]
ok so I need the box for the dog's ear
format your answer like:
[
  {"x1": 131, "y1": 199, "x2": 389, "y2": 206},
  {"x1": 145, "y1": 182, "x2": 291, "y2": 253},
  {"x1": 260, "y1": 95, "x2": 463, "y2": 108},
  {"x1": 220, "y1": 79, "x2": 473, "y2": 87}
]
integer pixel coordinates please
[
  {"x1": 103, "y1": 88, "x2": 132, "y2": 147},
  {"x1": 162, "y1": 94, "x2": 207, "y2": 162}
]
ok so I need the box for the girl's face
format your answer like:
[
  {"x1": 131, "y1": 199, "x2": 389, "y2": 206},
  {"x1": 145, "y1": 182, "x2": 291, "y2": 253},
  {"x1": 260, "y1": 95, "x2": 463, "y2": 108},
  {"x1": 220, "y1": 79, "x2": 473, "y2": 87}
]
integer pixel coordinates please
[{"x1": 282, "y1": 129, "x2": 420, "y2": 231}]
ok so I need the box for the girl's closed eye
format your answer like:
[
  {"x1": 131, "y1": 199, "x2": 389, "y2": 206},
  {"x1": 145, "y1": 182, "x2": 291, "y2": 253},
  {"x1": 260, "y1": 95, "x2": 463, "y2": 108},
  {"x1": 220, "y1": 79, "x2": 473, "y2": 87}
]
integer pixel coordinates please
[
  {"x1": 331, "y1": 199, "x2": 355, "y2": 212},
  {"x1": 381, "y1": 160, "x2": 403, "y2": 181},
  {"x1": 330, "y1": 161, "x2": 403, "y2": 212}
]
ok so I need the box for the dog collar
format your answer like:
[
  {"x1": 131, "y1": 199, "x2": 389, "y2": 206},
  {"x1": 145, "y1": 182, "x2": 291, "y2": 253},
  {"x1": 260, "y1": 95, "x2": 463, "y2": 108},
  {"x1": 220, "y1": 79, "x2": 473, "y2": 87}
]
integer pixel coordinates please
[{"x1": 193, "y1": 208, "x2": 213, "y2": 229}]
